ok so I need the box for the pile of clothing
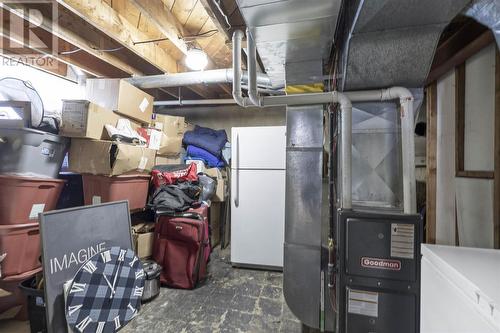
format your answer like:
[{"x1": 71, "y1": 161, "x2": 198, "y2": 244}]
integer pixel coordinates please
[
  {"x1": 149, "y1": 163, "x2": 216, "y2": 214},
  {"x1": 183, "y1": 126, "x2": 228, "y2": 168}
]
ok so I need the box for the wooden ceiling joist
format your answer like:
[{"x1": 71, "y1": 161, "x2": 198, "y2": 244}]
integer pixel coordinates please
[
  {"x1": 56, "y1": 0, "x2": 178, "y2": 74},
  {"x1": 56, "y1": 0, "x2": 219, "y2": 98},
  {"x1": 128, "y1": 0, "x2": 232, "y2": 97},
  {"x1": 129, "y1": 0, "x2": 189, "y2": 55},
  {"x1": 1, "y1": 3, "x2": 141, "y2": 76}
]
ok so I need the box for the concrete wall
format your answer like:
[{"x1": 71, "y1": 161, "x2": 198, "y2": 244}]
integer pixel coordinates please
[
  {"x1": 434, "y1": 43, "x2": 496, "y2": 248},
  {"x1": 160, "y1": 105, "x2": 286, "y2": 142}
]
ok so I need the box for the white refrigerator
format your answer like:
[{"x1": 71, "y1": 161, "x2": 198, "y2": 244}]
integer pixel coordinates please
[{"x1": 230, "y1": 126, "x2": 286, "y2": 269}]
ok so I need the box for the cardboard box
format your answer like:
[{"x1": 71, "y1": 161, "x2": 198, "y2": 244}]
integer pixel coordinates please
[
  {"x1": 153, "y1": 115, "x2": 186, "y2": 156},
  {"x1": 60, "y1": 100, "x2": 119, "y2": 140},
  {"x1": 152, "y1": 115, "x2": 186, "y2": 136},
  {"x1": 85, "y1": 79, "x2": 153, "y2": 124},
  {"x1": 155, "y1": 155, "x2": 182, "y2": 165},
  {"x1": 205, "y1": 168, "x2": 226, "y2": 202},
  {"x1": 158, "y1": 135, "x2": 183, "y2": 155},
  {"x1": 132, "y1": 223, "x2": 155, "y2": 259},
  {"x1": 210, "y1": 203, "x2": 222, "y2": 247},
  {"x1": 69, "y1": 139, "x2": 156, "y2": 176}
]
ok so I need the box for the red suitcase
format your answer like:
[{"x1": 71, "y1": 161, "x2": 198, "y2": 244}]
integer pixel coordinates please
[{"x1": 153, "y1": 205, "x2": 210, "y2": 289}]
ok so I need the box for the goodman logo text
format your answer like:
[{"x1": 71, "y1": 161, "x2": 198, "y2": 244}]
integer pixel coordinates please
[{"x1": 360, "y1": 257, "x2": 401, "y2": 271}]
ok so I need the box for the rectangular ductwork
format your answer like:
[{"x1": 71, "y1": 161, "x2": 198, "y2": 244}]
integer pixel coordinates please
[
  {"x1": 341, "y1": 0, "x2": 472, "y2": 90},
  {"x1": 235, "y1": 0, "x2": 342, "y2": 88}
]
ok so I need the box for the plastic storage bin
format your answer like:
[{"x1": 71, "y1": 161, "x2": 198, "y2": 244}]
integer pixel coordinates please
[
  {"x1": 82, "y1": 174, "x2": 150, "y2": 211},
  {"x1": 0, "y1": 127, "x2": 69, "y2": 178},
  {"x1": 19, "y1": 276, "x2": 47, "y2": 333},
  {"x1": 0, "y1": 267, "x2": 41, "y2": 321},
  {"x1": 56, "y1": 172, "x2": 84, "y2": 209},
  {"x1": 0, "y1": 175, "x2": 65, "y2": 224},
  {"x1": 0, "y1": 223, "x2": 41, "y2": 278}
]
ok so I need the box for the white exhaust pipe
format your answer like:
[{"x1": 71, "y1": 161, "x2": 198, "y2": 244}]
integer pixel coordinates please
[
  {"x1": 233, "y1": 29, "x2": 353, "y2": 209},
  {"x1": 232, "y1": 29, "x2": 416, "y2": 213}
]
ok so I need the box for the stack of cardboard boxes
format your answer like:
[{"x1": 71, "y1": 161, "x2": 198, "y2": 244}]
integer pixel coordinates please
[
  {"x1": 62, "y1": 79, "x2": 157, "y2": 177},
  {"x1": 59, "y1": 79, "x2": 189, "y2": 259},
  {"x1": 152, "y1": 114, "x2": 189, "y2": 165}
]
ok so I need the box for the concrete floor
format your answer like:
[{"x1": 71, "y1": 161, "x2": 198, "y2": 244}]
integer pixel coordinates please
[
  {"x1": 122, "y1": 246, "x2": 301, "y2": 333},
  {"x1": 0, "y1": 247, "x2": 300, "y2": 333}
]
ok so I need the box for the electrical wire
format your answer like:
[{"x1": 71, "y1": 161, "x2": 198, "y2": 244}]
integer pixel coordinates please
[
  {"x1": 59, "y1": 48, "x2": 83, "y2": 55},
  {"x1": 133, "y1": 29, "x2": 220, "y2": 45},
  {"x1": 184, "y1": 29, "x2": 219, "y2": 39},
  {"x1": 59, "y1": 46, "x2": 124, "y2": 55}
]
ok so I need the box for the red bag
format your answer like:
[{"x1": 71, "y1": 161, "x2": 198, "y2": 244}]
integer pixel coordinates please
[
  {"x1": 151, "y1": 163, "x2": 198, "y2": 188},
  {"x1": 153, "y1": 206, "x2": 210, "y2": 289}
]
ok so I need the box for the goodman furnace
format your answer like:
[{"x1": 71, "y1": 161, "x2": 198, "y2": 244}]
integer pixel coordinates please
[{"x1": 336, "y1": 210, "x2": 421, "y2": 333}]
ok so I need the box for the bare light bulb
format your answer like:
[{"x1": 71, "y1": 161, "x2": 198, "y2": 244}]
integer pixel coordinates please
[{"x1": 185, "y1": 48, "x2": 208, "y2": 71}]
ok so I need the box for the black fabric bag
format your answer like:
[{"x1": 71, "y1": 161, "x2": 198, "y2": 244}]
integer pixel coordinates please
[{"x1": 150, "y1": 182, "x2": 201, "y2": 214}]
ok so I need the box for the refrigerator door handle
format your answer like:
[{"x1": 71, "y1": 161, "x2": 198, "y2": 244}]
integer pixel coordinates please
[{"x1": 234, "y1": 132, "x2": 239, "y2": 207}]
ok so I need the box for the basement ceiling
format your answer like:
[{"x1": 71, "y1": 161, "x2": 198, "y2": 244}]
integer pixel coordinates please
[{"x1": 236, "y1": 0, "x2": 342, "y2": 88}]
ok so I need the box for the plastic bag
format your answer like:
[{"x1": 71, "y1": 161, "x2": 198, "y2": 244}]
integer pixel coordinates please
[
  {"x1": 198, "y1": 174, "x2": 216, "y2": 203},
  {"x1": 0, "y1": 77, "x2": 44, "y2": 127}
]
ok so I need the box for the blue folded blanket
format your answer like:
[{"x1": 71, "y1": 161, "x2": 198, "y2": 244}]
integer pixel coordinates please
[
  {"x1": 186, "y1": 145, "x2": 225, "y2": 168},
  {"x1": 183, "y1": 125, "x2": 227, "y2": 157}
]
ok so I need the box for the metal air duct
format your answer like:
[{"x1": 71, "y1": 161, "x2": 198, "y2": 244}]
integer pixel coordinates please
[{"x1": 341, "y1": 0, "x2": 472, "y2": 90}]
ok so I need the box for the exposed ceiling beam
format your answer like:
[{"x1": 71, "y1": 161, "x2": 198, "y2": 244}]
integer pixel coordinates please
[
  {"x1": 0, "y1": 22, "x2": 73, "y2": 78},
  {"x1": 198, "y1": 0, "x2": 231, "y2": 41},
  {"x1": 129, "y1": 0, "x2": 188, "y2": 55},
  {"x1": 128, "y1": 0, "x2": 225, "y2": 70},
  {"x1": 56, "y1": 0, "x2": 218, "y2": 98},
  {"x1": 1, "y1": 3, "x2": 142, "y2": 76},
  {"x1": 127, "y1": 0, "x2": 226, "y2": 98},
  {"x1": 56, "y1": 0, "x2": 178, "y2": 74}
]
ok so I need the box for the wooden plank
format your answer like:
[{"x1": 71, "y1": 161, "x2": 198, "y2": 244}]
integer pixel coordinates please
[
  {"x1": 57, "y1": 0, "x2": 178, "y2": 73},
  {"x1": 456, "y1": 171, "x2": 495, "y2": 179},
  {"x1": 171, "y1": 0, "x2": 197, "y2": 26},
  {"x1": 426, "y1": 82, "x2": 438, "y2": 244},
  {"x1": 427, "y1": 31, "x2": 494, "y2": 84},
  {"x1": 198, "y1": 0, "x2": 231, "y2": 41},
  {"x1": 129, "y1": 0, "x2": 229, "y2": 96},
  {"x1": 162, "y1": 0, "x2": 176, "y2": 11},
  {"x1": 130, "y1": 0, "x2": 189, "y2": 54},
  {"x1": 184, "y1": 1, "x2": 209, "y2": 34},
  {"x1": 0, "y1": 30, "x2": 72, "y2": 78},
  {"x1": 430, "y1": 20, "x2": 486, "y2": 72},
  {"x1": 495, "y1": 48, "x2": 500, "y2": 249},
  {"x1": 455, "y1": 63, "x2": 466, "y2": 175},
  {"x1": 2, "y1": 3, "x2": 142, "y2": 76}
]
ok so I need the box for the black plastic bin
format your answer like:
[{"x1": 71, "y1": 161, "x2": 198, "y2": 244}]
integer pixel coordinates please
[
  {"x1": 19, "y1": 277, "x2": 47, "y2": 333},
  {"x1": 56, "y1": 172, "x2": 84, "y2": 209}
]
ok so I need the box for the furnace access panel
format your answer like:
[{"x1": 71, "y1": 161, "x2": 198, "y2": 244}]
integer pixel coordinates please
[{"x1": 336, "y1": 210, "x2": 422, "y2": 333}]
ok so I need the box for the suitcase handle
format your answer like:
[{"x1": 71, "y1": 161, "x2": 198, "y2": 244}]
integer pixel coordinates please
[
  {"x1": 176, "y1": 212, "x2": 203, "y2": 220},
  {"x1": 28, "y1": 229, "x2": 40, "y2": 236},
  {"x1": 38, "y1": 184, "x2": 55, "y2": 189}
]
